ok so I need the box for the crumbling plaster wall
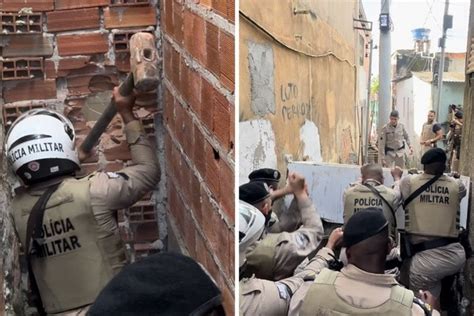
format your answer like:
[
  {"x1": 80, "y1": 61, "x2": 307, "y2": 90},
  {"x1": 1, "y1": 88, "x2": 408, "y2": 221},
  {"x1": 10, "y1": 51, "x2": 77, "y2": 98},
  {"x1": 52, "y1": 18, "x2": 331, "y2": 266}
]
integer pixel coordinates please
[{"x1": 239, "y1": 0, "x2": 360, "y2": 184}]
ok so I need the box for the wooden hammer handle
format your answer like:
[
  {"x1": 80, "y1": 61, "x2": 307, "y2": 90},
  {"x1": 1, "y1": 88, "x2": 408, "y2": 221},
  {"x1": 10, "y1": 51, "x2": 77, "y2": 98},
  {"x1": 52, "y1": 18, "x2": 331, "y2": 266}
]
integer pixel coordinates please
[{"x1": 80, "y1": 73, "x2": 135, "y2": 154}]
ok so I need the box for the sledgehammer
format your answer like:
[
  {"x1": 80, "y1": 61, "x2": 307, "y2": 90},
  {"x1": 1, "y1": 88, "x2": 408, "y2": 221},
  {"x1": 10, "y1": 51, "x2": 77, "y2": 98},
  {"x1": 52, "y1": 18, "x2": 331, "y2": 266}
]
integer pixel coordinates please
[{"x1": 80, "y1": 32, "x2": 159, "y2": 154}]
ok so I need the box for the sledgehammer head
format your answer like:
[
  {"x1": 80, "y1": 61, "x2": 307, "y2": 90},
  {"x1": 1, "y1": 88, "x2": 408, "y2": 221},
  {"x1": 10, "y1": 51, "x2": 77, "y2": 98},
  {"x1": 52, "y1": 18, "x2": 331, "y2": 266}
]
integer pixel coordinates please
[{"x1": 129, "y1": 32, "x2": 160, "y2": 93}]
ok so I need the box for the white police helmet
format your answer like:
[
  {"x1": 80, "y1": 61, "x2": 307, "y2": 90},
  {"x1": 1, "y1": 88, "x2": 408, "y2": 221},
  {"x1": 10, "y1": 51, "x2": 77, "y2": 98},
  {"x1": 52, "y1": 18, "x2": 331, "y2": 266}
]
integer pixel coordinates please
[
  {"x1": 239, "y1": 200, "x2": 265, "y2": 268},
  {"x1": 5, "y1": 109, "x2": 80, "y2": 185}
]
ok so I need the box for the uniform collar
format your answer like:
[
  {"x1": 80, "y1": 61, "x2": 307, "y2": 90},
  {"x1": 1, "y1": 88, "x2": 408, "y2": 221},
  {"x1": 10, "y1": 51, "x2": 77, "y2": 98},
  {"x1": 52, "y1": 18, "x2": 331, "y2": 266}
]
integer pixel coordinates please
[
  {"x1": 341, "y1": 264, "x2": 398, "y2": 286},
  {"x1": 362, "y1": 179, "x2": 382, "y2": 186}
]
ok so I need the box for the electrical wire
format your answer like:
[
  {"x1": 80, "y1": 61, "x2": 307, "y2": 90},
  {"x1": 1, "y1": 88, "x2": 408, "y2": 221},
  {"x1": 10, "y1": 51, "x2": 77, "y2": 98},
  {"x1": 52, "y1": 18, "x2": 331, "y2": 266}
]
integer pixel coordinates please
[{"x1": 239, "y1": 11, "x2": 357, "y2": 69}]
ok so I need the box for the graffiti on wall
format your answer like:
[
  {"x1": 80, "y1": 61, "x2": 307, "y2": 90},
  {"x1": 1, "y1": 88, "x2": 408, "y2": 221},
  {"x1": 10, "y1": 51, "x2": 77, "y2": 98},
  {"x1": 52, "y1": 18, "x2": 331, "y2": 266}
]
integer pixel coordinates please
[{"x1": 279, "y1": 82, "x2": 314, "y2": 121}]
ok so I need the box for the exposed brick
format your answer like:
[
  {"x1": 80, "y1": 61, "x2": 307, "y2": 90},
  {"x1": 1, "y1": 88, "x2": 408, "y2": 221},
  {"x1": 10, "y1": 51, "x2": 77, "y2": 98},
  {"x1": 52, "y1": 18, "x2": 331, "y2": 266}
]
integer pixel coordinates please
[
  {"x1": 77, "y1": 163, "x2": 99, "y2": 177},
  {"x1": 115, "y1": 53, "x2": 131, "y2": 73},
  {"x1": 0, "y1": 0, "x2": 54, "y2": 11},
  {"x1": 193, "y1": 124, "x2": 206, "y2": 177},
  {"x1": 227, "y1": 0, "x2": 235, "y2": 22},
  {"x1": 43, "y1": 60, "x2": 57, "y2": 79},
  {"x1": 57, "y1": 56, "x2": 92, "y2": 76},
  {"x1": 219, "y1": 31, "x2": 234, "y2": 92},
  {"x1": 200, "y1": 79, "x2": 215, "y2": 131},
  {"x1": 183, "y1": 9, "x2": 206, "y2": 65},
  {"x1": 1, "y1": 13, "x2": 43, "y2": 33},
  {"x1": 2, "y1": 34, "x2": 54, "y2": 58},
  {"x1": 219, "y1": 162, "x2": 234, "y2": 220},
  {"x1": 47, "y1": 8, "x2": 100, "y2": 32},
  {"x1": 205, "y1": 141, "x2": 220, "y2": 199},
  {"x1": 132, "y1": 222, "x2": 159, "y2": 242},
  {"x1": 110, "y1": 0, "x2": 149, "y2": 5},
  {"x1": 66, "y1": 74, "x2": 118, "y2": 96},
  {"x1": 213, "y1": 92, "x2": 231, "y2": 149},
  {"x1": 1, "y1": 58, "x2": 44, "y2": 81},
  {"x1": 104, "y1": 6, "x2": 156, "y2": 29},
  {"x1": 57, "y1": 33, "x2": 109, "y2": 56},
  {"x1": 112, "y1": 29, "x2": 153, "y2": 53},
  {"x1": 3, "y1": 79, "x2": 56, "y2": 103},
  {"x1": 3, "y1": 102, "x2": 46, "y2": 130},
  {"x1": 205, "y1": 22, "x2": 220, "y2": 77},
  {"x1": 211, "y1": 0, "x2": 227, "y2": 18},
  {"x1": 182, "y1": 64, "x2": 201, "y2": 114},
  {"x1": 105, "y1": 161, "x2": 124, "y2": 172},
  {"x1": 54, "y1": 0, "x2": 108, "y2": 10}
]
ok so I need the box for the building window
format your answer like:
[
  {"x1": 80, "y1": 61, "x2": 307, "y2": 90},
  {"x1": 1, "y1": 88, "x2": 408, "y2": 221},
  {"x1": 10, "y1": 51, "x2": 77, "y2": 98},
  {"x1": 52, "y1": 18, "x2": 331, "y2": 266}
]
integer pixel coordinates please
[{"x1": 359, "y1": 34, "x2": 365, "y2": 66}]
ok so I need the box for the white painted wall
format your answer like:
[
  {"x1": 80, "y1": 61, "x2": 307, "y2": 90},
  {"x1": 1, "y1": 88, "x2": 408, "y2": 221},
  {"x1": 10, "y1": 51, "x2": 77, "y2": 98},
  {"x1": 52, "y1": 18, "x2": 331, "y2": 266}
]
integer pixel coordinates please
[
  {"x1": 239, "y1": 119, "x2": 278, "y2": 185},
  {"x1": 299, "y1": 120, "x2": 322, "y2": 162}
]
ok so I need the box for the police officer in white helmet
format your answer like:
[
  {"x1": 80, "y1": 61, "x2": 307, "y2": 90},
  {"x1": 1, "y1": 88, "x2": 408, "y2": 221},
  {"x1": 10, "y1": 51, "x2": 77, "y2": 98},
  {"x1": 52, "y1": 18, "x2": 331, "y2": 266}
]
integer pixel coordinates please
[
  {"x1": 6, "y1": 87, "x2": 160, "y2": 315},
  {"x1": 239, "y1": 201, "x2": 344, "y2": 316}
]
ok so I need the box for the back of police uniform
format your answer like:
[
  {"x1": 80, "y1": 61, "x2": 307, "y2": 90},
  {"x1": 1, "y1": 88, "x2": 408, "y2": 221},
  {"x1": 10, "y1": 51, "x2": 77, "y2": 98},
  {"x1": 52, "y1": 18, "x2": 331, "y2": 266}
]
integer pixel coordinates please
[
  {"x1": 5, "y1": 109, "x2": 160, "y2": 314},
  {"x1": 13, "y1": 177, "x2": 126, "y2": 313},
  {"x1": 344, "y1": 182, "x2": 399, "y2": 241},
  {"x1": 299, "y1": 268, "x2": 413, "y2": 316}
]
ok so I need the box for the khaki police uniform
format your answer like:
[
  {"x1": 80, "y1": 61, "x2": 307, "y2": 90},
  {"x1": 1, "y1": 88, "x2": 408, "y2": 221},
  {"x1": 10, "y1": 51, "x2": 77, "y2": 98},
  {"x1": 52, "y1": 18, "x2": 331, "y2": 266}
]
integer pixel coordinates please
[
  {"x1": 420, "y1": 122, "x2": 437, "y2": 155},
  {"x1": 451, "y1": 123, "x2": 462, "y2": 172},
  {"x1": 290, "y1": 264, "x2": 436, "y2": 316},
  {"x1": 12, "y1": 120, "x2": 160, "y2": 315},
  {"x1": 399, "y1": 174, "x2": 466, "y2": 296},
  {"x1": 268, "y1": 198, "x2": 302, "y2": 234},
  {"x1": 379, "y1": 123, "x2": 411, "y2": 168},
  {"x1": 240, "y1": 247, "x2": 335, "y2": 316},
  {"x1": 244, "y1": 196, "x2": 323, "y2": 281},
  {"x1": 343, "y1": 179, "x2": 400, "y2": 242}
]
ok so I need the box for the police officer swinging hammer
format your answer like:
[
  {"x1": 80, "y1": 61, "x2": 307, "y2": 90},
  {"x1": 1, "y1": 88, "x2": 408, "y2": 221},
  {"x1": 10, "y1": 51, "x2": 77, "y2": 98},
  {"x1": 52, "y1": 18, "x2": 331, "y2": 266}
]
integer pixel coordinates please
[{"x1": 5, "y1": 87, "x2": 160, "y2": 315}]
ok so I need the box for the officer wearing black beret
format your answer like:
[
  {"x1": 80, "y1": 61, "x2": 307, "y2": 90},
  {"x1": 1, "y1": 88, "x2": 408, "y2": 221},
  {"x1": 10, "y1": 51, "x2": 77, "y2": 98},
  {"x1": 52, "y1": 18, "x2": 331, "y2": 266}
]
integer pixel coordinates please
[
  {"x1": 240, "y1": 172, "x2": 323, "y2": 281},
  {"x1": 296, "y1": 208, "x2": 439, "y2": 315},
  {"x1": 248, "y1": 168, "x2": 281, "y2": 190},
  {"x1": 398, "y1": 148, "x2": 466, "y2": 302}
]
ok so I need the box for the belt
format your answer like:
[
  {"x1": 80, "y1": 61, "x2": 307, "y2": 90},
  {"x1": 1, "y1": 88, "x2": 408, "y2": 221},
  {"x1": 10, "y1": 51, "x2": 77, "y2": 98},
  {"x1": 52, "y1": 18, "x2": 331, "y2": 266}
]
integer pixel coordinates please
[
  {"x1": 411, "y1": 237, "x2": 459, "y2": 255},
  {"x1": 385, "y1": 145, "x2": 405, "y2": 152}
]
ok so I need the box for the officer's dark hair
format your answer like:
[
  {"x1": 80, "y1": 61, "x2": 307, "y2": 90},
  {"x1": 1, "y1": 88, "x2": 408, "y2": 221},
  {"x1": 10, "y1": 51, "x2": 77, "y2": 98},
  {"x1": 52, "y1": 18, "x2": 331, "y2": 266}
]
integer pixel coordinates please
[{"x1": 429, "y1": 110, "x2": 436, "y2": 115}]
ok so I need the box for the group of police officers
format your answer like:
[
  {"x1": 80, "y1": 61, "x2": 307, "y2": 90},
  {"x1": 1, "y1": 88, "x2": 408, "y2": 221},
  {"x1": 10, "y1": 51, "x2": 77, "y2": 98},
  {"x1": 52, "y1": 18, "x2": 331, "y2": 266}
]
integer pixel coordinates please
[{"x1": 239, "y1": 111, "x2": 467, "y2": 315}]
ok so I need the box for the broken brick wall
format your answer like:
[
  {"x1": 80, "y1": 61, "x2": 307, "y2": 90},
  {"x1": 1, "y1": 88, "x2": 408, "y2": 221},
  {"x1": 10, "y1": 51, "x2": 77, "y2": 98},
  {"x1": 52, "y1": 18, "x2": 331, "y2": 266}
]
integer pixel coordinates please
[
  {"x1": 161, "y1": 0, "x2": 235, "y2": 313},
  {"x1": 0, "y1": 0, "x2": 166, "y2": 312}
]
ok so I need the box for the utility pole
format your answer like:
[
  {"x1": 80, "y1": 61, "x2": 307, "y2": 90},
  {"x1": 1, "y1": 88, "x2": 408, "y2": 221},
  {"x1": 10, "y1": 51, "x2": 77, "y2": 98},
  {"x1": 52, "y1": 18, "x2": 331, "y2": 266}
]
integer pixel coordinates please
[
  {"x1": 365, "y1": 39, "x2": 374, "y2": 163},
  {"x1": 436, "y1": 0, "x2": 452, "y2": 114},
  {"x1": 461, "y1": 1, "x2": 473, "y2": 314},
  {"x1": 378, "y1": 0, "x2": 392, "y2": 133}
]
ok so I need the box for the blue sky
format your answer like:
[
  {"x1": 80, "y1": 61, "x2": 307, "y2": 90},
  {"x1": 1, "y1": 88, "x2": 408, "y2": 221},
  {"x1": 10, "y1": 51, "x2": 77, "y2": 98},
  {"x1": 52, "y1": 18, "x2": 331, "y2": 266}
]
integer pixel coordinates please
[{"x1": 361, "y1": 0, "x2": 470, "y2": 75}]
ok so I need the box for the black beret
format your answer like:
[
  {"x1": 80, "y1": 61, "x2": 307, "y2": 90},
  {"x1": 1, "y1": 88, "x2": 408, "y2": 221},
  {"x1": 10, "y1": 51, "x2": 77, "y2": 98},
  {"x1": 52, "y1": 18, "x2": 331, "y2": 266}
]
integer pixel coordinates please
[
  {"x1": 88, "y1": 253, "x2": 222, "y2": 316},
  {"x1": 421, "y1": 148, "x2": 447, "y2": 165},
  {"x1": 249, "y1": 168, "x2": 281, "y2": 183},
  {"x1": 343, "y1": 208, "x2": 388, "y2": 248},
  {"x1": 239, "y1": 181, "x2": 270, "y2": 205},
  {"x1": 390, "y1": 110, "x2": 399, "y2": 118},
  {"x1": 455, "y1": 111, "x2": 463, "y2": 119}
]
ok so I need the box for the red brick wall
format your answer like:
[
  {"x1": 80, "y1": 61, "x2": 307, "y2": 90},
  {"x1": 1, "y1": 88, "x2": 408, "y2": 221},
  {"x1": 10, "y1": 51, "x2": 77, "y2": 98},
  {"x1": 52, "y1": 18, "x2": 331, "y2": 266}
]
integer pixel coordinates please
[
  {"x1": 1, "y1": 0, "x2": 165, "y2": 312},
  {"x1": 161, "y1": 0, "x2": 235, "y2": 313}
]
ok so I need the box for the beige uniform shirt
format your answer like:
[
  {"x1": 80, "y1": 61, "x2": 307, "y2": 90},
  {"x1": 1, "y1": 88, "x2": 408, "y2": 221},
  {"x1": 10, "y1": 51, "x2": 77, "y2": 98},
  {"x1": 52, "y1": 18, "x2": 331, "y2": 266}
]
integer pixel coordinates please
[
  {"x1": 240, "y1": 247, "x2": 335, "y2": 316},
  {"x1": 379, "y1": 123, "x2": 411, "y2": 158},
  {"x1": 289, "y1": 264, "x2": 439, "y2": 316},
  {"x1": 15, "y1": 120, "x2": 160, "y2": 314},
  {"x1": 397, "y1": 175, "x2": 466, "y2": 296},
  {"x1": 245, "y1": 196, "x2": 324, "y2": 281},
  {"x1": 268, "y1": 198, "x2": 302, "y2": 234}
]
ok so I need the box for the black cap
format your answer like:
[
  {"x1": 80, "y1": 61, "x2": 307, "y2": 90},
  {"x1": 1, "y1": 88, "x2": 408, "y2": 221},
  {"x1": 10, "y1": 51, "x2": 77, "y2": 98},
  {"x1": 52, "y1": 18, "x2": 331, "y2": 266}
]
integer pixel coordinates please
[
  {"x1": 455, "y1": 111, "x2": 463, "y2": 119},
  {"x1": 390, "y1": 110, "x2": 399, "y2": 118},
  {"x1": 88, "y1": 253, "x2": 222, "y2": 315},
  {"x1": 343, "y1": 208, "x2": 388, "y2": 248},
  {"x1": 421, "y1": 148, "x2": 447, "y2": 165},
  {"x1": 249, "y1": 168, "x2": 281, "y2": 183},
  {"x1": 239, "y1": 182, "x2": 270, "y2": 205}
]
